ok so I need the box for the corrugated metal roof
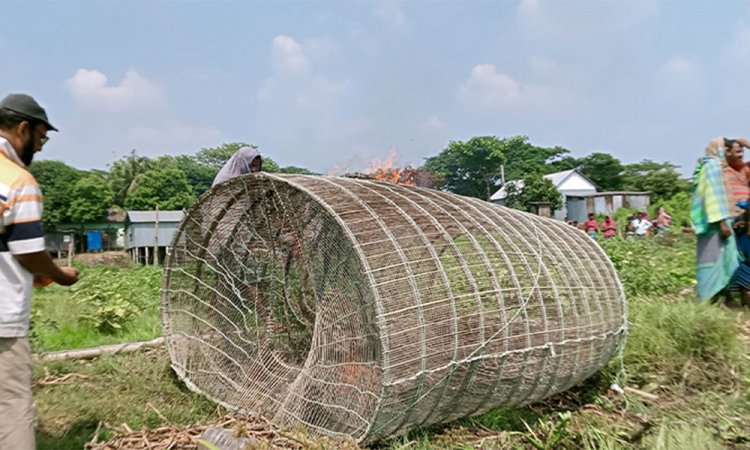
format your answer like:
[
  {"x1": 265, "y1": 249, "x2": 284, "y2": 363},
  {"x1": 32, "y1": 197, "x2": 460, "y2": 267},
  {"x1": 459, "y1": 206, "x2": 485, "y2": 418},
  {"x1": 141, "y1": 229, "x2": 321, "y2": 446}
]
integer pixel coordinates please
[
  {"x1": 490, "y1": 169, "x2": 598, "y2": 201},
  {"x1": 544, "y1": 169, "x2": 575, "y2": 187},
  {"x1": 126, "y1": 210, "x2": 185, "y2": 223}
]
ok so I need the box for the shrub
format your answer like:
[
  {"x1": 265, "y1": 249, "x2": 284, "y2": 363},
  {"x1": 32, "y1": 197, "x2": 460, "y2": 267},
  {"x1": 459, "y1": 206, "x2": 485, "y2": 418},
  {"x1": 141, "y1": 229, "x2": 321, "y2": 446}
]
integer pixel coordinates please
[
  {"x1": 72, "y1": 265, "x2": 161, "y2": 333},
  {"x1": 600, "y1": 235, "x2": 694, "y2": 297}
]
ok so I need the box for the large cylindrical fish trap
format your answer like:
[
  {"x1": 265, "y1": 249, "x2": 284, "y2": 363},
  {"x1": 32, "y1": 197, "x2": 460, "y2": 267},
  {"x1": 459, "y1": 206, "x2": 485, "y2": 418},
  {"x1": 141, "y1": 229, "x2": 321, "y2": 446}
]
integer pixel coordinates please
[{"x1": 161, "y1": 173, "x2": 627, "y2": 444}]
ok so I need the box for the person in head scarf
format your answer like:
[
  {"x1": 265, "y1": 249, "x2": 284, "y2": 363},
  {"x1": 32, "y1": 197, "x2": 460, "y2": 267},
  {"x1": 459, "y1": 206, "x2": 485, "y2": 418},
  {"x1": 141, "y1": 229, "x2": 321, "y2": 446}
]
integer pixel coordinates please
[
  {"x1": 602, "y1": 215, "x2": 617, "y2": 238},
  {"x1": 212, "y1": 146, "x2": 262, "y2": 187},
  {"x1": 691, "y1": 137, "x2": 740, "y2": 303},
  {"x1": 583, "y1": 213, "x2": 599, "y2": 239}
]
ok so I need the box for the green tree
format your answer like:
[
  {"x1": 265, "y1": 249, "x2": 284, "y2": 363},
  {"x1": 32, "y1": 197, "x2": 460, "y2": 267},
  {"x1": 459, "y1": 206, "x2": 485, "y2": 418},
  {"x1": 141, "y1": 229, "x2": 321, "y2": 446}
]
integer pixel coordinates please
[
  {"x1": 124, "y1": 168, "x2": 195, "y2": 210},
  {"x1": 277, "y1": 166, "x2": 319, "y2": 175},
  {"x1": 108, "y1": 150, "x2": 153, "y2": 206},
  {"x1": 153, "y1": 155, "x2": 217, "y2": 198},
  {"x1": 424, "y1": 136, "x2": 507, "y2": 199},
  {"x1": 577, "y1": 153, "x2": 624, "y2": 191},
  {"x1": 68, "y1": 174, "x2": 114, "y2": 223},
  {"x1": 195, "y1": 142, "x2": 253, "y2": 169},
  {"x1": 622, "y1": 160, "x2": 690, "y2": 201},
  {"x1": 504, "y1": 173, "x2": 562, "y2": 212},
  {"x1": 496, "y1": 136, "x2": 573, "y2": 181},
  {"x1": 28, "y1": 160, "x2": 84, "y2": 226},
  {"x1": 425, "y1": 136, "x2": 576, "y2": 200},
  {"x1": 545, "y1": 155, "x2": 581, "y2": 174},
  {"x1": 262, "y1": 157, "x2": 281, "y2": 173}
]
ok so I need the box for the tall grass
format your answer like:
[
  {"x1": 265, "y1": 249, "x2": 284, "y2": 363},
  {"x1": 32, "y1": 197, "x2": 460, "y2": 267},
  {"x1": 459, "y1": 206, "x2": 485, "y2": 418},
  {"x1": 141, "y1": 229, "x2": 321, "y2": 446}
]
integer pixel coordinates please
[{"x1": 615, "y1": 296, "x2": 741, "y2": 386}]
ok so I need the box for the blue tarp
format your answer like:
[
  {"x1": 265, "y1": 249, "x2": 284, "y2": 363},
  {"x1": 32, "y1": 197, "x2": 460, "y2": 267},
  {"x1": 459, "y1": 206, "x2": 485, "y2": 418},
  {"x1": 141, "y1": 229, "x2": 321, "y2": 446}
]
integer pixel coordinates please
[{"x1": 87, "y1": 231, "x2": 103, "y2": 251}]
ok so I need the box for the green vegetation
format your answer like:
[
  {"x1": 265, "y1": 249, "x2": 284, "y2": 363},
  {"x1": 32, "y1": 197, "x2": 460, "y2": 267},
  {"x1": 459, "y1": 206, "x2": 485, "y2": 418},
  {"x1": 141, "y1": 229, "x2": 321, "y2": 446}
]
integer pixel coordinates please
[
  {"x1": 601, "y1": 234, "x2": 694, "y2": 297},
  {"x1": 31, "y1": 264, "x2": 162, "y2": 352},
  {"x1": 32, "y1": 235, "x2": 750, "y2": 449}
]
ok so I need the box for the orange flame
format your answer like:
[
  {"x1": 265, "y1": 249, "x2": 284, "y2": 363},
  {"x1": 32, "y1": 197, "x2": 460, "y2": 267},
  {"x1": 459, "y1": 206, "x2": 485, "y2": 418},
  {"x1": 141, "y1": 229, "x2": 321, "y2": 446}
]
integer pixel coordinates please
[{"x1": 364, "y1": 149, "x2": 416, "y2": 186}]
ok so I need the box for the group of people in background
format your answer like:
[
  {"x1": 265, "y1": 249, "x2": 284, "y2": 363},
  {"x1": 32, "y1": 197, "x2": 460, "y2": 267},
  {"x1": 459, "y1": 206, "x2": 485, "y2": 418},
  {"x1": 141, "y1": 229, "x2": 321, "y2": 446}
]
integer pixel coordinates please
[
  {"x1": 692, "y1": 136, "x2": 750, "y2": 307},
  {"x1": 565, "y1": 206, "x2": 671, "y2": 239}
]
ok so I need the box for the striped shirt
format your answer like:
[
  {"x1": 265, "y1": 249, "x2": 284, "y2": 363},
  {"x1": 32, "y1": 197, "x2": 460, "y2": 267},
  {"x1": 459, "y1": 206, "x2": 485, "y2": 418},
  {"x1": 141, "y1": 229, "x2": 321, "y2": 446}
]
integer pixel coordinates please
[
  {"x1": 0, "y1": 136, "x2": 45, "y2": 337},
  {"x1": 723, "y1": 164, "x2": 750, "y2": 216}
]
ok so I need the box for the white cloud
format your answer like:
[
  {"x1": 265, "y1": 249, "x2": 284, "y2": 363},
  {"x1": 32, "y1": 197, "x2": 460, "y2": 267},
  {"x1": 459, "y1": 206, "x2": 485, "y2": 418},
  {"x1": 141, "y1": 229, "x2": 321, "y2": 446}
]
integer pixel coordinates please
[
  {"x1": 61, "y1": 68, "x2": 225, "y2": 167},
  {"x1": 655, "y1": 57, "x2": 699, "y2": 84},
  {"x1": 271, "y1": 35, "x2": 312, "y2": 77},
  {"x1": 374, "y1": 1, "x2": 407, "y2": 33},
  {"x1": 258, "y1": 35, "x2": 349, "y2": 113},
  {"x1": 303, "y1": 36, "x2": 338, "y2": 60},
  {"x1": 67, "y1": 68, "x2": 166, "y2": 112},
  {"x1": 517, "y1": 0, "x2": 659, "y2": 40},
  {"x1": 456, "y1": 63, "x2": 572, "y2": 113},
  {"x1": 651, "y1": 57, "x2": 708, "y2": 105},
  {"x1": 422, "y1": 115, "x2": 446, "y2": 130}
]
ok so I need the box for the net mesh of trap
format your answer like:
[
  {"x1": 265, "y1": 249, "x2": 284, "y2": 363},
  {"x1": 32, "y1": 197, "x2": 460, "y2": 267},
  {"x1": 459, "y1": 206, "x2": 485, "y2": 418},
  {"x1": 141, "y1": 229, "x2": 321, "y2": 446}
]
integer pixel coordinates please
[{"x1": 161, "y1": 173, "x2": 627, "y2": 444}]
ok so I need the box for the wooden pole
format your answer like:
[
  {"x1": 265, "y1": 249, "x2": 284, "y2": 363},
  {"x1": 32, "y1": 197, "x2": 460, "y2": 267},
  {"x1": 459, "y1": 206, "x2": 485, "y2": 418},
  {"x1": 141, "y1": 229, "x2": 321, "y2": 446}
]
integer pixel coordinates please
[
  {"x1": 154, "y1": 205, "x2": 160, "y2": 266},
  {"x1": 35, "y1": 337, "x2": 165, "y2": 362},
  {"x1": 67, "y1": 234, "x2": 74, "y2": 267}
]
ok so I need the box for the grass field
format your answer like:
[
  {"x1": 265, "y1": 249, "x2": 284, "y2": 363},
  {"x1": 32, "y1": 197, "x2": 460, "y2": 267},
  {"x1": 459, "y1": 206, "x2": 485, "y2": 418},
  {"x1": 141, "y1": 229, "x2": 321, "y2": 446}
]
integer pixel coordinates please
[{"x1": 31, "y1": 234, "x2": 750, "y2": 449}]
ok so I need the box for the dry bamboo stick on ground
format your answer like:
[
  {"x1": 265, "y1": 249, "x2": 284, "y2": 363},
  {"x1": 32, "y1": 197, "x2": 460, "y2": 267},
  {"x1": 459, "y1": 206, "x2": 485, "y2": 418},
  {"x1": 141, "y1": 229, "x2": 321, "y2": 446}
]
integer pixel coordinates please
[{"x1": 34, "y1": 337, "x2": 165, "y2": 362}]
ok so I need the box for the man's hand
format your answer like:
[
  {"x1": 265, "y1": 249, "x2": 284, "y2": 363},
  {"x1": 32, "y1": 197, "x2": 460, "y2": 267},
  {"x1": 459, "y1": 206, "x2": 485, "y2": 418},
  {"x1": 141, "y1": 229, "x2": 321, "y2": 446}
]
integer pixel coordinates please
[
  {"x1": 738, "y1": 137, "x2": 750, "y2": 148},
  {"x1": 15, "y1": 251, "x2": 80, "y2": 286},
  {"x1": 734, "y1": 220, "x2": 747, "y2": 229},
  {"x1": 720, "y1": 220, "x2": 732, "y2": 239},
  {"x1": 57, "y1": 267, "x2": 80, "y2": 286}
]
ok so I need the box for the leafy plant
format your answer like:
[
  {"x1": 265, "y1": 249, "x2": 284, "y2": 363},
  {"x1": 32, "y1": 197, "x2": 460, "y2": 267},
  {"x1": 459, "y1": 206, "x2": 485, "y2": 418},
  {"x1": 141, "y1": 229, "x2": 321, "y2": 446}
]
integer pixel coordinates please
[
  {"x1": 72, "y1": 266, "x2": 161, "y2": 333},
  {"x1": 77, "y1": 290, "x2": 141, "y2": 333},
  {"x1": 600, "y1": 235, "x2": 694, "y2": 297}
]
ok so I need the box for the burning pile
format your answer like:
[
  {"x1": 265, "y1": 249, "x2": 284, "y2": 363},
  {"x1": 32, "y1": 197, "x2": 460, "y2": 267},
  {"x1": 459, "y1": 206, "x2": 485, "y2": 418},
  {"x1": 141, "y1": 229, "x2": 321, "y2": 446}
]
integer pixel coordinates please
[{"x1": 332, "y1": 150, "x2": 436, "y2": 187}]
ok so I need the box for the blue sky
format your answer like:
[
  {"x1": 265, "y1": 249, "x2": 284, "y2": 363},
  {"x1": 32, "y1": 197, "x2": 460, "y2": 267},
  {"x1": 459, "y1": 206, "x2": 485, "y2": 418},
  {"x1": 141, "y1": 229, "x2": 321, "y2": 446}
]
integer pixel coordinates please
[{"x1": 3, "y1": 0, "x2": 750, "y2": 175}]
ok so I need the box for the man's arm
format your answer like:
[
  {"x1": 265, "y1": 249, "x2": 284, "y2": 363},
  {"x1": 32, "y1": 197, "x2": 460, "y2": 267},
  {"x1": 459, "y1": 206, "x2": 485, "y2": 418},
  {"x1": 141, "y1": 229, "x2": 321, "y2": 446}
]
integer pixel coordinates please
[{"x1": 15, "y1": 251, "x2": 79, "y2": 286}]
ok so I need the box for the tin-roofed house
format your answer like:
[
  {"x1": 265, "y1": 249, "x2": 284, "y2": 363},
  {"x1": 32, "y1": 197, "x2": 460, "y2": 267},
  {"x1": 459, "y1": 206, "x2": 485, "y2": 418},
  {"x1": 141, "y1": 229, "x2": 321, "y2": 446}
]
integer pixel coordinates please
[
  {"x1": 490, "y1": 169, "x2": 598, "y2": 220},
  {"x1": 490, "y1": 169, "x2": 650, "y2": 222},
  {"x1": 125, "y1": 210, "x2": 184, "y2": 264}
]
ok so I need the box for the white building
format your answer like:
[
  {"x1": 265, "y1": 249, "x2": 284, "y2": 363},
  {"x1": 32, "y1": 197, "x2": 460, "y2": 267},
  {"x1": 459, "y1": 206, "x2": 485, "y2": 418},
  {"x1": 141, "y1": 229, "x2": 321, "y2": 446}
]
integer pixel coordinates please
[
  {"x1": 490, "y1": 169, "x2": 597, "y2": 220},
  {"x1": 490, "y1": 169, "x2": 651, "y2": 221}
]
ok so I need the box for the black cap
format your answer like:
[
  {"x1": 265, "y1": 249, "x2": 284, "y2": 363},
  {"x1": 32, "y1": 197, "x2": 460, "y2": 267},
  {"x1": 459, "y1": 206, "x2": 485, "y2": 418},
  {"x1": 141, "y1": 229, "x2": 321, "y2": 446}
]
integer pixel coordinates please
[{"x1": 0, "y1": 93, "x2": 58, "y2": 131}]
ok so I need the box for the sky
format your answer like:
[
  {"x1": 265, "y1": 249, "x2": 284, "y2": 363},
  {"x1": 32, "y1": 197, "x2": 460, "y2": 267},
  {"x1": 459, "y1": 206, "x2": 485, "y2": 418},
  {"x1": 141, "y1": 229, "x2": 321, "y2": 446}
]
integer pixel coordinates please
[{"x1": 3, "y1": 0, "x2": 750, "y2": 176}]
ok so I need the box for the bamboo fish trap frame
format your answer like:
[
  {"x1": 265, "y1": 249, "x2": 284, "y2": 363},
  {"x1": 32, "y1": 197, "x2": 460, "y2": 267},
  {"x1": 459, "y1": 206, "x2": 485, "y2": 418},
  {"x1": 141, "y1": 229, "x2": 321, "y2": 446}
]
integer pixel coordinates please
[{"x1": 161, "y1": 173, "x2": 627, "y2": 444}]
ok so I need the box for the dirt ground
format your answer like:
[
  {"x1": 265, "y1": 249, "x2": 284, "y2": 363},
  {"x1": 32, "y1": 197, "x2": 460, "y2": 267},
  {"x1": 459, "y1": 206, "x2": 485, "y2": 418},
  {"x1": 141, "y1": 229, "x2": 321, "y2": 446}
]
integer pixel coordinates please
[{"x1": 56, "y1": 251, "x2": 134, "y2": 268}]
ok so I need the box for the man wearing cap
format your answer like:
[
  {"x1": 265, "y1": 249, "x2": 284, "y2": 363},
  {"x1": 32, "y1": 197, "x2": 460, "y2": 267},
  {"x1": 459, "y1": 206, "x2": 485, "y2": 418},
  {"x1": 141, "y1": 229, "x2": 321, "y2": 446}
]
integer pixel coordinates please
[{"x1": 0, "y1": 93, "x2": 79, "y2": 449}]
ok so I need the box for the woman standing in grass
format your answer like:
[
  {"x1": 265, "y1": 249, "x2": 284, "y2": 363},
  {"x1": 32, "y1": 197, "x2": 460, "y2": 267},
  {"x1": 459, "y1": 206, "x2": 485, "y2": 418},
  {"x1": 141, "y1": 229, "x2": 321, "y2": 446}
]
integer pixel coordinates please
[
  {"x1": 691, "y1": 137, "x2": 739, "y2": 302},
  {"x1": 584, "y1": 213, "x2": 599, "y2": 239},
  {"x1": 602, "y1": 215, "x2": 617, "y2": 238}
]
